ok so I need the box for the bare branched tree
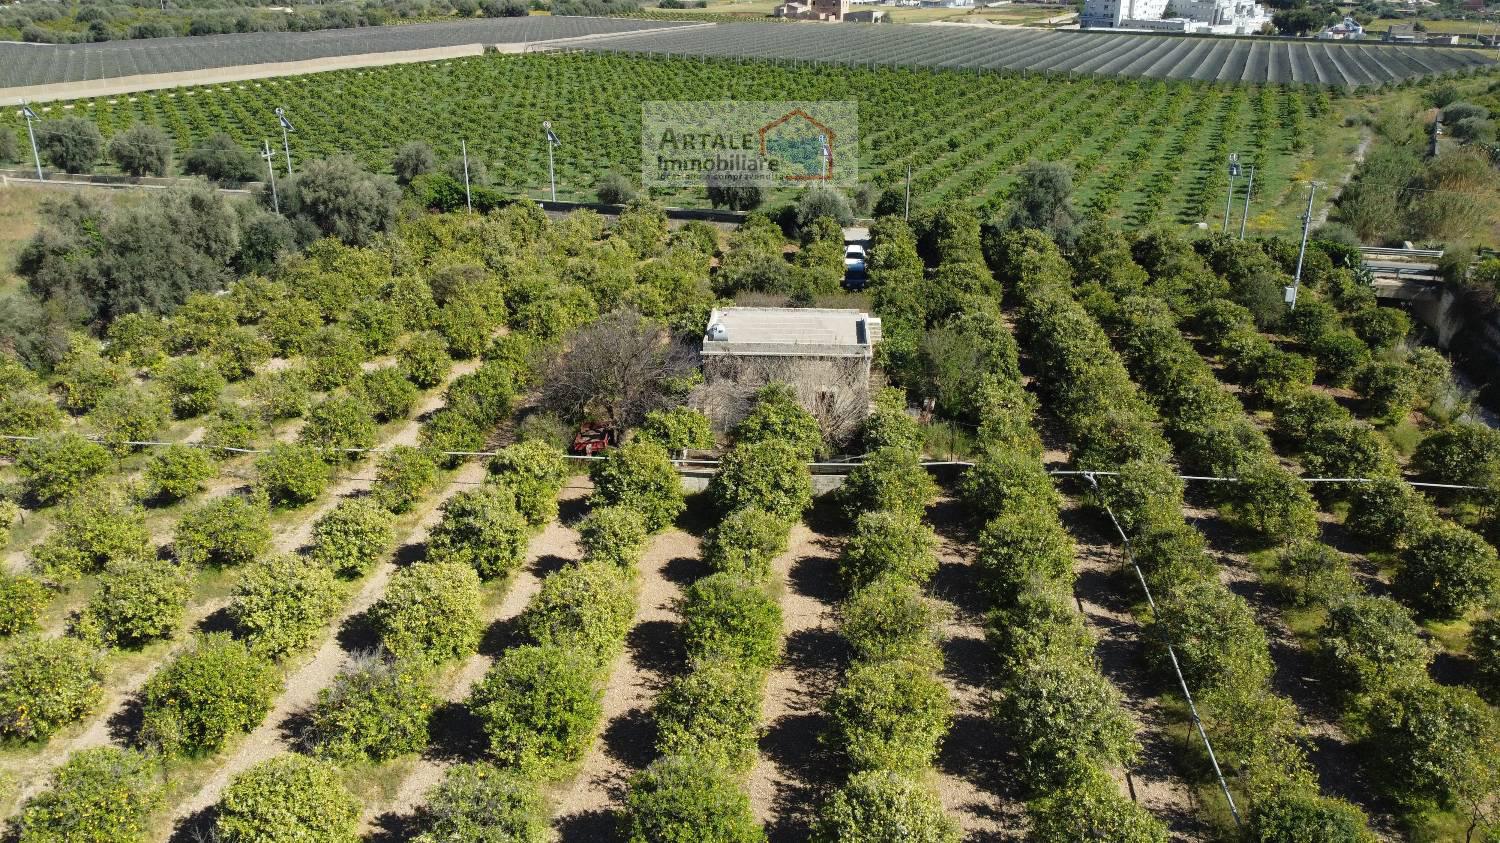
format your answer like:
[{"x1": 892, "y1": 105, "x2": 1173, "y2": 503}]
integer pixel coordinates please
[{"x1": 542, "y1": 310, "x2": 698, "y2": 434}]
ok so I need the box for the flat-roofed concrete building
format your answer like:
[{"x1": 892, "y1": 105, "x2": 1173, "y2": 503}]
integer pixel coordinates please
[{"x1": 699, "y1": 307, "x2": 881, "y2": 443}]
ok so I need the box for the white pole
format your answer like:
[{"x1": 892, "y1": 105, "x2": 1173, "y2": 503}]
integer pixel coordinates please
[
  {"x1": 1222, "y1": 165, "x2": 1236, "y2": 233},
  {"x1": 1290, "y1": 183, "x2": 1317, "y2": 311},
  {"x1": 281, "y1": 122, "x2": 292, "y2": 177},
  {"x1": 461, "y1": 138, "x2": 472, "y2": 213},
  {"x1": 904, "y1": 163, "x2": 911, "y2": 222},
  {"x1": 23, "y1": 107, "x2": 43, "y2": 181},
  {"x1": 262, "y1": 140, "x2": 280, "y2": 215},
  {"x1": 1238, "y1": 165, "x2": 1254, "y2": 240},
  {"x1": 547, "y1": 140, "x2": 556, "y2": 202}
]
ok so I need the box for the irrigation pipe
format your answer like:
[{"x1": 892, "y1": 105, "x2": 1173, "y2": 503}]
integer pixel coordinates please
[
  {"x1": 0, "y1": 435, "x2": 1492, "y2": 490},
  {"x1": 1082, "y1": 471, "x2": 1244, "y2": 830}
]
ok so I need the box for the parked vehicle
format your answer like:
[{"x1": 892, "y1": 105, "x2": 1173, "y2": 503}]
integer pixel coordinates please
[
  {"x1": 570, "y1": 422, "x2": 617, "y2": 457},
  {"x1": 844, "y1": 243, "x2": 867, "y2": 290}
]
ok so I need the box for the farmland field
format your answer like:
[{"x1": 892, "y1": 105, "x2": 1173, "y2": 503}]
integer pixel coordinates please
[
  {"x1": 2, "y1": 17, "x2": 1493, "y2": 95},
  {"x1": 576, "y1": 21, "x2": 1496, "y2": 84},
  {"x1": 0, "y1": 16, "x2": 699, "y2": 88},
  {"x1": 9, "y1": 51, "x2": 1368, "y2": 233}
]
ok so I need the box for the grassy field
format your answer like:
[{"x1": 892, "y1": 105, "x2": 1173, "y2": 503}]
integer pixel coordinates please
[{"x1": 9, "y1": 51, "x2": 1367, "y2": 235}]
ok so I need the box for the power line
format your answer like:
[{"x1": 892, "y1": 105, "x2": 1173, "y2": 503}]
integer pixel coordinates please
[
  {"x1": 0, "y1": 434, "x2": 1490, "y2": 490},
  {"x1": 1083, "y1": 471, "x2": 1243, "y2": 829}
]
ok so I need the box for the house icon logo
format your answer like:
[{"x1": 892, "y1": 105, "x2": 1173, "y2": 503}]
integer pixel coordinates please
[{"x1": 759, "y1": 108, "x2": 835, "y2": 182}]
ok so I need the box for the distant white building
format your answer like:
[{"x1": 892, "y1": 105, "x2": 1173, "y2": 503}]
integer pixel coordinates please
[
  {"x1": 1319, "y1": 16, "x2": 1364, "y2": 39},
  {"x1": 1081, "y1": 0, "x2": 1268, "y2": 34}
]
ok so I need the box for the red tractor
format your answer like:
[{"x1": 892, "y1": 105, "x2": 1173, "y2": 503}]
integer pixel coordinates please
[{"x1": 570, "y1": 422, "x2": 617, "y2": 457}]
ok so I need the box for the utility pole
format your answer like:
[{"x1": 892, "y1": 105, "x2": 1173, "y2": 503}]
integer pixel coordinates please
[
  {"x1": 20, "y1": 102, "x2": 43, "y2": 181},
  {"x1": 460, "y1": 138, "x2": 472, "y2": 213},
  {"x1": 904, "y1": 163, "x2": 912, "y2": 222},
  {"x1": 261, "y1": 140, "x2": 280, "y2": 214},
  {"x1": 543, "y1": 121, "x2": 560, "y2": 202},
  {"x1": 1222, "y1": 152, "x2": 1239, "y2": 234},
  {"x1": 274, "y1": 107, "x2": 294, "y2": 177},
  {"x1": 1238, "y1": 165, "x2": 1254, "y2": 240},
  {"x1": 1289, "y1": 182, "x2": 1317, "y2": 312}
]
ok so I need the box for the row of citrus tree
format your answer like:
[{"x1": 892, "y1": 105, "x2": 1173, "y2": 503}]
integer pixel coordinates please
[{"x1": 996, "y1": 227, "x2": 1374, "y2": 838}]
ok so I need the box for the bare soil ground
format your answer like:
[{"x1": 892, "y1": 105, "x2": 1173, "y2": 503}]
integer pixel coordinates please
[
  {"x1": 924, "y1": 496, "x2": 1027, "y2": 842},
  {"x1": 549, "y1": 516, "x2": 702, "y2": 843},
  {"x1": 168, "y1": 456, "x2": 492, "y2": 835},
  {"x1": 1181, "y1": 502, "x2": 1401, "y2": 840},
  {"x1": 1056, "y1": 496, "x2": 1210, "y2": 841},
  {"x1": 748, "y1": 503, "x2": 846, "y2": 843},
  {"x1": 364, "y1": 483, "x2": 592, "y2": 838}
]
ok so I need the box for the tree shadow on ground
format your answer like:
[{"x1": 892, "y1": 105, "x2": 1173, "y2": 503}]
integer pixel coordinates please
[
  {"x1": 556, "y1": 809, "x2": 622, "y2": 843},
  {"x1": 674, "y1": 492, "x2": 718, "y2": 538},
  {"x1": 787, "y1": 553, "x2": 842, "y2": 605},
  {"x1": 335, "y1": 608, "x2": 379, "y2": 653},
  {"x1": 602, "y1": 705, "x2": 658, "y2": 774},
  {"x1": 366, "y1": 809, "x2": 424, "y2": 843},
  {"x1": 107, "y1": 694, "x2": 144, "y2": 747},
  {"x1": 625, "y1": 619, "x2": 682, "y2": 680},
  {"x1": 424, "y1": 700, "x2": 488, "y2": 763},
  {"x1": 166, "y1": 807, "x2": 218, "y2": 843},
  {"x1": 558, "y1": 494, "x2": 590, "y2": 526},
  {"x1": 804, "y1": 492, "x2": 849, "y2": 539},
  {"x1": 662, "y1": 555, "x2": 709, "y2": 588},
  {"x1": 761, "y1": 710, "x2": 838, "y2": 843}
]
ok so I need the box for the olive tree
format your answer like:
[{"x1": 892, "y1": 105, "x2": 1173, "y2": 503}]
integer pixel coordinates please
[
  {"x1": 107, "y1": 123, "x2": 172, "y2": 177},
  {"x1": 282, "y1": 155, "x2": 401, "y2": 246},
  {"x1": 36, "y1": 117, "x2": 103, "y2": 173}
]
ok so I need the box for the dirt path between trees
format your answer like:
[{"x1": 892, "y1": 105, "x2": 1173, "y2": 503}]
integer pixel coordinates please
[
  {"x1": 169, "y1": 457, "x2": 492, "y2": 833},
  {"x1": 925, "y1": 497, "x2": 1026, "y2": 842},
  {"x1": 1058, "y1": 496, "x2": 1209, "y2": 842},
  {"x1": 549, "y1": 523, "x2": 701, "y2": 842},
  {"x1": 748, "y1": 517, "x2": 844, "y2": 843},
  {"x1": 361, "y1": 483, "x2": 590, "y2": 836}
]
